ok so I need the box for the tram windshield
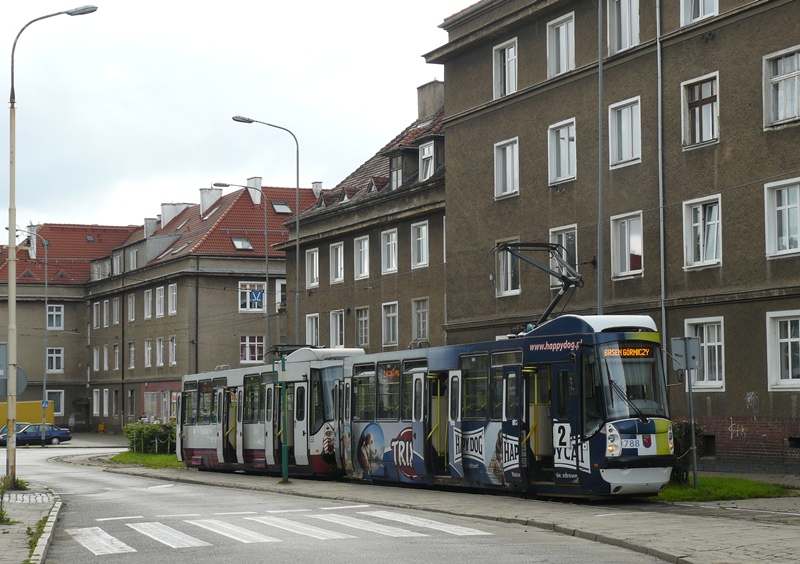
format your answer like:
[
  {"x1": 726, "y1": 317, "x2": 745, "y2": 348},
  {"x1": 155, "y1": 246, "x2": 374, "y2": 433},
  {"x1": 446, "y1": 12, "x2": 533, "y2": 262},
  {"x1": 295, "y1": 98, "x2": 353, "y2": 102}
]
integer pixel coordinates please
[{"x1": 596, "y1": 342, "x2": 669, "y2": 422}]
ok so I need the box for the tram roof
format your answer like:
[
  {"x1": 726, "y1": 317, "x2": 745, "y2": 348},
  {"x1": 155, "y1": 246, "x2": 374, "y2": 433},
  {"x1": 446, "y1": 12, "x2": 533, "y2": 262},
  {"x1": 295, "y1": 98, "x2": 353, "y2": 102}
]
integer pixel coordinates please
[
  {"x1": 529, "y1": 314, "x2": 657, "y2": 336},
  {"x1": 285, "y1": 347, "x2": 366, "y2": 363}
]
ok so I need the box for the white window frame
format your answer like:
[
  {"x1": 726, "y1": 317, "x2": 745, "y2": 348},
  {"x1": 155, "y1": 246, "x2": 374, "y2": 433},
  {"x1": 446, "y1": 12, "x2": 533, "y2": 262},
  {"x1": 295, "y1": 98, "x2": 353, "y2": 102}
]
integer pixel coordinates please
[
  {"x1": 276, "y1": 279, "x2": 286, "y2": 312},
  {"x1": 112, "y1": 297, "x2": 120, "y2": 325},
  {"x1": 330, "y1": 310, "x2": 345, "y2": 348},
  {"x1": 764, "y1": 178, "x2": 800, "y2": 257},
  {"x1": 767, "y1": 310, "x2": 800, "y2": 391},
  {"x1": 239, "y1": 281, "x2": 266, "y2": 312},
  {"x1": 549, "y1": 224, "x2": 578, "y2": 287},
  {"x1": 330, "y1": 242, "x2": 344, "y2": 284},
  {"x1": 144, "y1": 339, "x2": 152, "y2": 368},
  {"x1": 306, "y1": 314, "x2": 320, "y2": 347},
  {"x1": 93, "y1": 346, "x2": 100, "y2": 372},
  {"x1": 155, "y1": 286, "x2": 165, "y2": 318},
  {"x1": 168, "y1": 336, "x2": 177, "y2": 366},
  {"x1": 46, "y1": 347, "x2": 64, "y2": 374},
  {"x1": 683, "y1": 195, "x2": 721, "y2": 268},
  {"x1": 306, "y1": 248, "x2": 319, "y2": 288},
  {"x1": 548, "y1": 119, "x2": 576, "y2": 184},
  {"x1": 128, "y1": 342, "x2": 135, "y2": 369},
  {"x1": 496, "y1": 239, "x2": 521, "y2": 297},
  {"x1": 382, "y1": 302, "x2": 399, "y2": 346},
  {"x1": 168, "y1": 283, "x2": 178, "y2": 315},
  {"x1": 611, "y1": 211, "x2": 643, "y2": 278},
  {"x1": 685, "y1": 317, "x2": 725, "y2": 391},
  {"x1": 93, "y1": 302, "x2": 100, "y2": 329},
  {"x1": 103, "y1": 345, "x2": 109, "y2": 371},
  {"x1": 129, "y1": 249, "x2": 138, "y2": 270},
  {"x1": 103, "y1": 299, "x2": 109, "y2": 327},
  {"x1": 763, "y1": 45, "x2": 800, "y2": 129},
  {"x1": 682, "y1": 72, "x2": 719, "y2": 147},
  {"x1": 411, "y1": 221, "x2": 429, "y2": 269},
  {"x1": 156, "y1": 337, "x2": 164, "y2": 367},
  {"x1": 354, "y1": 236, "x2": 370, "y2": 280},
  {"x1": 113, "y1": 344, "x2": 120, "y2": 370},
  {"x1": 240, "y1": 335, "x2": 264, "y2": 363},
  {"x1": 493, "y1": 38, "x2": 518, "y2": 99},
  {"x1": 609, "y1": 96, "x2": 641, "y2": 168},
  {"x1": 547, "y1": 12, "x2": 575, "y2": 78},
  {"x1": 47, "y1": 390, "x2": 65, "y2": 416},
  {"x1": 47, "y1": 304, "x2": 64, "y2": 331},
  {"x1": 390, "y1": 155, "x2": 403, "y2": 190},
  {"x1": 419, "y1": 141, "x2": 435, "y2": 182},
  {"x1": 381, "y1": 229, "x2": 398, "y2": 274},
  {"x1": 144, "y1": 289, "x2": 152, "y2": 319},
  {"x1": 681, "y1": 0, "x2": 717, "y2": 27},
  {"x1": 494, "y1": 137, "x2": 520, "y2": 198},
  {"x1": 412, "y1": 298, "x2": 429, "y2": 341},
  {"x1": 92, "y1": 389, "x2": 100, "y2": 417},
  {"x1": 127, "y1": 294, "x2": 135, "y2": 322},
  {"x1": 608, "y1": 0, "x2": 639, "y2": 55},
  {"x1": 103, "y1": 389, "x2": 109, "y2": 417},
  {"x1": 356, "y1": 307, "x2": 369, "y2": 347}
]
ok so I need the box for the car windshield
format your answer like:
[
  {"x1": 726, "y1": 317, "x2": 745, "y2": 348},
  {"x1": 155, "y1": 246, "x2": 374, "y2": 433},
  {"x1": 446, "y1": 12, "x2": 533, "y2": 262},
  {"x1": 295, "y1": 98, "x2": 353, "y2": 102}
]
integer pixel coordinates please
[{"x1": 597, "y1": 341, "x2": 669, "y2": 422}]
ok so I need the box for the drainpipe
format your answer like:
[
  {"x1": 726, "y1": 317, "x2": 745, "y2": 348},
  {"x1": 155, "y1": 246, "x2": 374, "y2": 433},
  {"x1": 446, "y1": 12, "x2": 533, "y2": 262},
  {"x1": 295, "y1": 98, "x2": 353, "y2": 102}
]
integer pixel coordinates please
[
  {"x1": 597, "y1": 0, "x2": 605, "y2": 314},
  {"x1": 656, "y1": 2, "x2": 668, "y2": 362}
]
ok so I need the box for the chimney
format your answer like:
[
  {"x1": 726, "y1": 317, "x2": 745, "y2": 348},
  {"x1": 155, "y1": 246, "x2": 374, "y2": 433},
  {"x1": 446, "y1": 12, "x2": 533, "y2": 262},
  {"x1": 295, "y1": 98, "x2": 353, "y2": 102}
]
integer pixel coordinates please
[
  {"x1": 417, "y1": 79, "x2": 444, "y2": 121},
  {"x1": 312, "y1": 181, "x2": 323, "y2": 197},
  {"x1": 200, "y1": 187, "x2": 222, "y2": 215},
  {"x1": 161, "y1": 203, "x2": 190, "y2": 227},
  {"x1": 246, "y1": 176, "x2": 263, "y2": 205},
  {"x1": 144, "y1": 217, "x2": 159, "y2": 238}
]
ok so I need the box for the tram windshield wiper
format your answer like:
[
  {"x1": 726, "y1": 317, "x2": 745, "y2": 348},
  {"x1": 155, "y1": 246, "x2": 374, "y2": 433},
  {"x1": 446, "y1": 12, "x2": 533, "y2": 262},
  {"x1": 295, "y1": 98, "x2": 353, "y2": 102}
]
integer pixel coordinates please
[{"x1": 607, "y1": 376, "x2": 649, "y2": 424}]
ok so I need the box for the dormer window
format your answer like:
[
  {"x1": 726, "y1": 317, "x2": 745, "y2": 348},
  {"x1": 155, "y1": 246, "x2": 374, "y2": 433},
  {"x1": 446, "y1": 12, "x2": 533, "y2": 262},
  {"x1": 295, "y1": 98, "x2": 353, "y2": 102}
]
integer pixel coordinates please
[
  {"x1": 390, "y1": 155, "x2": 403, "y2": 190},
  {"x1": 419, "y1": 142, "x2": 435, "y2": 182},
  {"x1": 232, "y1": 237, "x2": 253, "y2": 250},
  {"x1": 272, "y1": 202, "x2": 292, "y2": 214},
  {"x1": 202, "y1": 206, "x2": 220, "y2": 220}
]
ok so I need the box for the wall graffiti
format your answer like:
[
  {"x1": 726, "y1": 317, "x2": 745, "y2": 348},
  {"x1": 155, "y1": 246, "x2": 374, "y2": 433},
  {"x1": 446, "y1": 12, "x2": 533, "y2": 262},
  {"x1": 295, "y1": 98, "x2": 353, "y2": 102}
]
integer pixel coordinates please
[
  {"x1": 745, "y1": 391, "x2": 759, "y2": 420},
  {"x1": 728, "y1": 417, "x2": 746, "y2": 440}
]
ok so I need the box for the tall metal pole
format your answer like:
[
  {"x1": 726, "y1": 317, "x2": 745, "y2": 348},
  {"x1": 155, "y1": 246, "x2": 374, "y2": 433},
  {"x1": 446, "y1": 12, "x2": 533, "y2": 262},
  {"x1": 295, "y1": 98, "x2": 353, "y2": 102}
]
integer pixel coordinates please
[
  {"x1": 597, "y1": 0, "x2": 605, "y2": 314},
  {"x1": 6, "y1": 4, "x2": 98, "y2": 484}
]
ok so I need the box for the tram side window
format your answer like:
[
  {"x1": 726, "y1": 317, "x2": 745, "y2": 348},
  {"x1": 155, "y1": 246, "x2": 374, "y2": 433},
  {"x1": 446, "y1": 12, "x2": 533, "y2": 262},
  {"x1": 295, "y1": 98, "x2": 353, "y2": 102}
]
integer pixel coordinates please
[
  {"x1": 243, "y1": 375, "x2": 260, "y2": 424},
  {"x1": 296, "y1": 385, "x2": 306, "y2": 421},
  {"x1": 377, "y1": 361, "x2": 401, "y2": 420},
  {"x1": 344, "y1": 382, "x2": 351, "y2": 421},
  {"x1": 449, "y1": 375, "x2": 460, "y2": 421},
  {"x1": 460, "y1": 354, "x2": 488, "y2": 420},
  {"x1": 556, "y1": 371, "x2": 570, "y2": 420},
  {"x1": 353, "y1": 365, "x2": 376, "y2": 421},
  {"x1": 505, "y1": 372, "x2": 517, "y2": 420},
  {"x1": 211, "y1": 377, "x2": 226, "y2": 425},
  {"x1": 265, "y1": 386, "x2": 273, "y2": 422},
  {"x1": 198, "y1": 380, "x2": 212, "y2": 424},
  {"x1": 489, "y1": 368, "x2": 503, "y2": 420},
  {"x1": 401, "y1": 360, "x2": 426, "y2": 421},
  {"x1": 414, "y1": 378, "x2": 422, "y2": 421},
  {"x1": 182, "y1": 382, "x2": 197, "y2": 425},
  {"x1": 583, "y1": 356, "x2": 603, "y2": 435},
  {"x1": 310, "y1": 370, "x2": 325, "y2": 434}
]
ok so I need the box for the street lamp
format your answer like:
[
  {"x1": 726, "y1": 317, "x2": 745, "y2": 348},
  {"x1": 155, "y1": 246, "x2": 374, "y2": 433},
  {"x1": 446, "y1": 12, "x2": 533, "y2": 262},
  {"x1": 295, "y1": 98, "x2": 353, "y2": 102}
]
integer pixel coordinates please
[
  {"x1": 232, "y1": 116, "x2": 302, "y2": 345},
  {"x1": 213, "y1": 181, "x2": 271, "y2": 361},
  {"x1": 16, "y1": 228, "x2": 49, "y2": 446},
  {"x1": 7, "y1": 5, "x2": 97, "y2": 483}
]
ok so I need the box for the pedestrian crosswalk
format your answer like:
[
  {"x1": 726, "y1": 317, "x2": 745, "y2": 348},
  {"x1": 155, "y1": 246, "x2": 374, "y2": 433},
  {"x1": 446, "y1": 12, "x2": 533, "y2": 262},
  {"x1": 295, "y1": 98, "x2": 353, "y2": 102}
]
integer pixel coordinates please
[{"x1": 65, "y1": 508, "x2": 493, "y2": 556}]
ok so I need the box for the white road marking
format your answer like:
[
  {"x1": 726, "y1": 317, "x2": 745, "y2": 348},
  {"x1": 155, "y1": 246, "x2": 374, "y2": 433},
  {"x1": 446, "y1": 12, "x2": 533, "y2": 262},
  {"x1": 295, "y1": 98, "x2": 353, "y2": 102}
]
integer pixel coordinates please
[
  {"x1": 147, "y1": 484, "x2": 174, "y2": 490},
  {"x1": 185, "y1": 519, "x2": 280, "y2": 543},
  {"x1": 319, "y1": 504, "x2": 371, "y2": 510},
  {"x1": 95, "y1": 516, "x2": 143, "y2": 522},
  {"x1": 213, "y1": 511, "x2": 258, "y2": 516},
  {"x1": 265, "y1": 508, "x2": 311, "y2": 514},
  {"x1": 310, "y1": 514, "x2": 428, "y2": 537},
  {"x1": 127, "y1": 522, "x2": 211, "y2": 548},
  {"x1": 156, "y1": 513, "x2": 202, "y2": 518},
  {"x1": 361, "y1": 511, "x2": 493, "y2": 536},
  {"x1": 247, "y1": 516, "x2": 356, "y2": 540},
  {"x1": 66, "y1": 527, "x2": 137, "y2": 555}
]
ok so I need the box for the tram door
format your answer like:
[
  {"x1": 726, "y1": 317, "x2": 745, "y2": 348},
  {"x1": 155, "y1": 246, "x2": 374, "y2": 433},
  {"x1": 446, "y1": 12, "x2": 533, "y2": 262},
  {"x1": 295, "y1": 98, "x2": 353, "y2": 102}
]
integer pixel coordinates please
[
  {"x1": 501, "y1": 366, "x2": 524, "y2": 487},
  {"x1": 235, "y1": 388, "x2": 244, "y2": 464},
  {"x1": 447, "y1": 370, "x2": 463, "y2": 479},
  {"x1": 293, "y1": 382, "x2": 309, "y2": 466},
  {"x1": 337, "y1": 378, "x2": 354, "y2": 474},
  {"x1": 551, "y1": 366, "x2": 586, "y2": 483},
  {"x1": 264, "y1": 383, "x2": 276, "y2": 466},
  {"x1": 175, "y1": 395, "x2": 183, "y2": 462},
  {"x1": 426, "y1": 373, "x2": 448, "y2": 476},
  {"x1": 527, "y1": 366, "x2": 554, "y2": 481},
  {"x1": 215, "y1": 388, "x2": 226, "y2": 463}
]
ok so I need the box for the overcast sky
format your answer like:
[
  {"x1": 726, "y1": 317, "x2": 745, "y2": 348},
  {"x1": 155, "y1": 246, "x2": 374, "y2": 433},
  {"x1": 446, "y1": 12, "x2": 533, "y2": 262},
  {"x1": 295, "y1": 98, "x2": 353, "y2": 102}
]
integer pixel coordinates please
[{"x1": 1, "y1": 1, "x2": 467, "y2": 238}]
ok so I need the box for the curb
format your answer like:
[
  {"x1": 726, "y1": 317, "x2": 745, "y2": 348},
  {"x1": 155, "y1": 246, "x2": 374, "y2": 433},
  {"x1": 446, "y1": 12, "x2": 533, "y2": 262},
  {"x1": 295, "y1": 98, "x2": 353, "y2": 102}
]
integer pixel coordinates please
[{"x1": 29, "y1": 490, "x2": 62, "y2": 564}]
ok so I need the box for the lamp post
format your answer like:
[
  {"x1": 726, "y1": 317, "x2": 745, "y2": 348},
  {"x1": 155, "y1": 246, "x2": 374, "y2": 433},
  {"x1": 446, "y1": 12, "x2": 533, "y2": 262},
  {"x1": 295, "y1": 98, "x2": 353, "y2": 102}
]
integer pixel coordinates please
[
  {"x1": 232, "y1": 116, "x2": 301, "y2": 345},
  {"x1": 213, "y1": 181, "x2": 271, "y2": 361},
  {"x1": 7, "y1": 5, "x2": 97, "y2": 482},
  {"x1": 16, "y1": 228, "x2": 49, "y2": 446}
]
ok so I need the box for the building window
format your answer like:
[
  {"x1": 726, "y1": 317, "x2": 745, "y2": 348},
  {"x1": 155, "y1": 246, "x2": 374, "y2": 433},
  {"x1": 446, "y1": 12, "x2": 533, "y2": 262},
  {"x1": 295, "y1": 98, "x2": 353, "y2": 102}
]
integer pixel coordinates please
[
  {"x1": 47, "y1": 304, "x2": 63, "y2": 330},
  {"x1": 682, "y1": 0, "x2": 717, "y2": 26},
  {"x1": 113, "y1": 390, "x2": 120, "y2": 416},
  {"x1": 330, "y1": 310, "x2": 345, "y2": 348},
  {"x1": 46, "y1": 347, "x2": 64, "y2": 374},
  {"x1": 47, "y1": 390, "x2": 64, "y2": 416},
  {"x1": 548, "y1": 13, "x2": 575, "y2": 78},
  {"x1": 356, "y1": 307, "x2": 369, "y2": 347},
  {"x1": 129, "y1": 249, "x2": 138, "y2": 270},
  {"x1": 232, "y1": 237, "x2": 253, "y2": 250},
  {"x1": 767, "y1": 310, "x2": 800, "y2": 390},
  {"x1": 127, "y1": 294, "x2": 135, "y2": 322},
  {"x1": 764, "y1": 46, "x2": 800, "y2": 127},
  {"x1": 549, "y1": 225, "x2": 578, "y2": 286},
  {"x1": 382, "y1": 229, "x2": 398, "y2": 274},
  {"x1": 113, "y1": 344, "x2": 120, "y2": 370},
  {"x1": 411, "y1": 221, "x2": 429, "y2": 269},
  {"x1": 144, "y1": 289, "x2": 152, "y2": 319},
  {"x1": 330, "y1": 242, "x2": 344, "y2": 284},
  {"x1": 93, "y1": 389, "x2": 100, "y2": 417},
  {"x1": 306, "y1": 314, "x2": 319, "y2": 347},
  {"x1": 112, "y1": 298, "x2": 120, "y2": 325},
  {"x1": 609, "y1": 0, "x2": 639, "y2": 54},
  {"x1": 683, "y1": 74, "x2": 718, "y2": 146},
  {"x1": 683, "y1": 196, "x2": 721, "y2": 267},
  {"x1": 355, "y1": 236, "x2": 369, "y2": 279},
  {"x1": 103, "y1": 389, "x2": 109, "y2": 417},
  {"x1": 128, "y1": 389, "x2": 135, "y2": 417},
  {"x1": 168, "y1": 336, "x2": 176, "y2": 366},
  {"x1": 686, "y1": 317, "x2": 724, "y2": 390},
  {"x1": 129, "y1": 342, "x2": 135, "y2": 369},
  {"x1": 168, "y1": 283, "x2": 178, "y2": 315},
  {"x1": 103, "y1": 300, "x2": 109, "y2": 327},
  {"x1": 239, "y1": 281, "x2": 265, "y2": 312},
  {"x1": 276, "y1": 279, "x2": 286, "y2": 312},
  {"x1": 412, "y1": 298, "x2": 429, "y2": 341},
  {"x1": 609, "y1": 97, "x2": 641, "y2": 167},
  {"x1": 103, "y1": 345, "x2": 109, "y2": 371},
  {"x1": 548, "y1": 119, "x2": 576, "y2": 183},
  {"x1": 382, "y1": 302, "x2": 398, "y2": 346},
  {"x1": 144, "y1": 339, "x2": 152, "y2": 368},
  {"x1": 113, "y1": 254, "x2": 122, "y2": 275},
  {"x1": 93, "y1": 346, "x2": 100, "y2": 372},
  {"x1": 493, "y1": 38, "x2": 518, "y2": 99},
  {"x1": 155, "y1": 287, "x2": 165, "y2": 318},
  {"x1": 765, "y1": 179, "x2": 799, "y2": 257},
  {"x1": 240, "y1": 336, "x2": 264, "y2": 363},
  {"x1": 419, "y1": 141, "x2": 435, "y2": 182},
  {"x1": 390, "y1": 155, "x2": 403, "y2": 190},
  {"x1": 497, "y1": 241, "x2": 521, "y2": 296},
  {"x1": 306, "y1": 248, "x2": 319, "y2": 288},
  {"x1": 611, "y1": 212, "x2": 643, "y2": 277},
  {"x1": 92, "y1": 302, "x2": 100, "y2": 329},
  {"x1": 156, "y1": 338, "x2": 164, "y2": 367},
  {"x1": 494, "y1": 137, "x2": 519, "y2": 198}
]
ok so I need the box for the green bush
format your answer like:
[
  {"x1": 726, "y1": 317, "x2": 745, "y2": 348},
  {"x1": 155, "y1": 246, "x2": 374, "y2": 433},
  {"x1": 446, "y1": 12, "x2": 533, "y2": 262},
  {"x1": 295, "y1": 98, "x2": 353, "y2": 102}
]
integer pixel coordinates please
[
  {"x1": 123, "y1": 421, "x2": 176, "y2": 454},
  {"x1": 670, "y1": 419, "x2": 705, "y2": 485}
]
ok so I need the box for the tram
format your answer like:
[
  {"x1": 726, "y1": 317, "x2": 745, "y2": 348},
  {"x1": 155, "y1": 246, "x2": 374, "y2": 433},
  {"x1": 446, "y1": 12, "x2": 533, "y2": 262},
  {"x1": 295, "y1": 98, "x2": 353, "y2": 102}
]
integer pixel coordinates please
[{"x1": 177, "y1": 314, "x2": 675, "y2": 497}]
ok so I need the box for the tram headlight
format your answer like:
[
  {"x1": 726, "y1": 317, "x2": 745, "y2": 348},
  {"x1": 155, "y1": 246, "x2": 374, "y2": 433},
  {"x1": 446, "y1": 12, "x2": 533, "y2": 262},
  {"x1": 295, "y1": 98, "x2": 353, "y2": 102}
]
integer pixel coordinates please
[
  {"x1": 605, "y1": 423, "x2": 622, "y2": 457},
  {"x1": 668, "y1": 423, "x2": 675, "y2": 455}
]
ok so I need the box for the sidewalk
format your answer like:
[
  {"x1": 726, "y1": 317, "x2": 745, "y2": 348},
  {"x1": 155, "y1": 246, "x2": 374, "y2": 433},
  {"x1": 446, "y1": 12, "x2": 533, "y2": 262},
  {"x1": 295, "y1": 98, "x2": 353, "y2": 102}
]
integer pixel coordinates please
[{"x1": 4, "y1": 433, "x2": 800, "y2": 564}]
